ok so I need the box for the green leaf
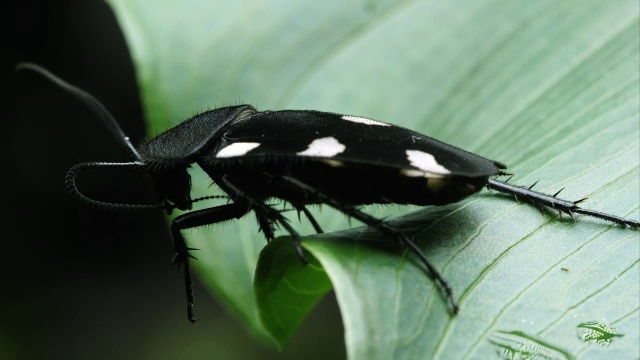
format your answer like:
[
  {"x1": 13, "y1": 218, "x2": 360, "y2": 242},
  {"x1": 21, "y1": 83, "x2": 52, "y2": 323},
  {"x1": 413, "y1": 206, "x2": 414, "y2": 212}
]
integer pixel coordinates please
[
  {"x1": 108, "y1": 0, "x2": 639, "y2": 358},
  {"x1": 254, "y1": 237, "x2": 333, "y2": 348}
]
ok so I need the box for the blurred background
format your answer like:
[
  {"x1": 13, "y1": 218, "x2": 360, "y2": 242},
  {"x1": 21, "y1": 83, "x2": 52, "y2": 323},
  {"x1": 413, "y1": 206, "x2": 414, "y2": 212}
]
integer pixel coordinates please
[
  {"x1": 5, "y1": 1, "x2": 345, "y2": 359},
  {"x1": 6, "y1": 1, "x2": 639, "y2": 359}
]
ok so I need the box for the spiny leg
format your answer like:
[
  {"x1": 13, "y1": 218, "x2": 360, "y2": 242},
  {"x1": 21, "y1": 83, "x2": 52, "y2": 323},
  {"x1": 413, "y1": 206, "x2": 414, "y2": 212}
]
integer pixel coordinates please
[
  {"x1": 219, "y1": 177, "x2": 309, "y2": 263},
  {"x1": 297, "y1": 205, "x2": 324, "y2": 234},
  {"x1": 487, "y1": 179, "x2": 639, "y2": 228},
  {"x1": 255, "y1": 211, "x2": 277, "y2": 241},
  {"x1": 171, "y1": 202, "x2": 250, "y2": 322},
  {"x1": 278, "y1": 175, "x2": 459, "y2": 314},
  {"x1": 280, "y1": 203, "x2": 324, "y2": 234}
]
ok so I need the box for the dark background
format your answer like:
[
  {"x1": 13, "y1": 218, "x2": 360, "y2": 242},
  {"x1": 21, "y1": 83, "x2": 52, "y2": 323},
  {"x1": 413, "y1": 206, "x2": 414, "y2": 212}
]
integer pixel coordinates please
[{"x1": 5, "y1": 1, "x2": 344, "y2": 358}]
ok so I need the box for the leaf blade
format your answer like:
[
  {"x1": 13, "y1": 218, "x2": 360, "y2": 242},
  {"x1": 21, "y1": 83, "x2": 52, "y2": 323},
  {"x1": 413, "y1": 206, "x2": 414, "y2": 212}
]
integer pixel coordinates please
[{"x1": 108, "y1": 0, "x2": 640, "y2": 357}]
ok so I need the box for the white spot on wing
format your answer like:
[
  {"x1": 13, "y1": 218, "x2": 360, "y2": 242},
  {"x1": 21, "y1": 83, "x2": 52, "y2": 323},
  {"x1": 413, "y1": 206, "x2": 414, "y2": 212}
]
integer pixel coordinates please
[
  {"x1": 216, "y1": 142, "x2": 260, "y2": 158},
  {"x1": 405, "y1": 150, "x2": 451, "y2": 175},
  {"x1": 400, "y1": 169, "x2": 426, "y2": 177},
  {"x1": 342, "y1": 115, "x2": 390, "y2": 126},
  {"x1": 321, "y1": 159, "x2": 345, "y2": 167},
  {"x1": 399, "y1": 169, "x2": 446, "y2": 179},
  {"x1": 298, "y1": 137, "x2": 346, "y2": 157}
]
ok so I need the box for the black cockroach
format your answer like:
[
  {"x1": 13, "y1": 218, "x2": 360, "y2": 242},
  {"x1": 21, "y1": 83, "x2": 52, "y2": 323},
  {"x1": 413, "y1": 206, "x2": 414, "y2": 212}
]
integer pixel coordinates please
[{"x1": 18, "y1": 62, "x2": 639, "y2": 322}]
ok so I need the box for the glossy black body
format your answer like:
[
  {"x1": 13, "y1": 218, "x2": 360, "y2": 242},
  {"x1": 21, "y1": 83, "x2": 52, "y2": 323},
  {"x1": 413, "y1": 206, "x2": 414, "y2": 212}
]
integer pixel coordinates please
[
  {"x1": 140, "y1": 108, "x2": 505, "y2": 211},
  {"x1": 23, "y1": 62, "x2": 635, "y2": 323}
]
